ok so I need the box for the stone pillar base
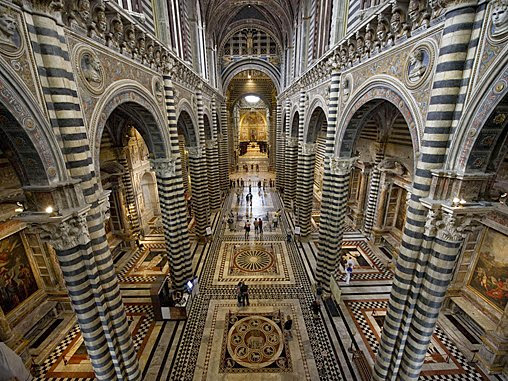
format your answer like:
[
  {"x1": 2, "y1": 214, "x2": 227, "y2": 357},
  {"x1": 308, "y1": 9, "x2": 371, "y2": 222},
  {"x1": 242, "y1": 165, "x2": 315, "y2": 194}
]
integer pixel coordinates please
[{"x1": 477, "y1": 331, "x2": 508, "y2": 374}]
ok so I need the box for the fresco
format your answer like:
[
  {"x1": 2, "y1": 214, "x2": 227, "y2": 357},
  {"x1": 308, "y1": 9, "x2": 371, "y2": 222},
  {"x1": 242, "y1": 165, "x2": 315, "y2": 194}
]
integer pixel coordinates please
[
  {"x1": 469, "y1": 227, "x2": 508, "y2": 312},
  {"x1": 0, "y1": 232, "x2": 38, "y2": 314}
]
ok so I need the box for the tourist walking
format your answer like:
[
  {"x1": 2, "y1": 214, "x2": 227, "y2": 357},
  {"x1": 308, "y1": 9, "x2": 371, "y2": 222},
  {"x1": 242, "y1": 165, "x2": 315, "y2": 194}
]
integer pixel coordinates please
[
  {"x1": 315, "y1": 282, "x2": 324, "y2": 301},
  {"x1": 345, "y1": 264, "x2": 353, "y2": 284},
  {"x1": 254, "y1": 218, "x2": 259, "y2": 236},
  {"x1": 258, "y1": 219, "x2": 263, "y2": 236},
  {"x1": 244, "y1": 220, "x2": 251, "y2": 239}
]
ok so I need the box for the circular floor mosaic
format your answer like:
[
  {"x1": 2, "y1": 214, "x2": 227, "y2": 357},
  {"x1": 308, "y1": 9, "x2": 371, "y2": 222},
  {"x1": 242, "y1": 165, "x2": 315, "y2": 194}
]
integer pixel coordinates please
[
  {"x1": 233, "y1": 247, "x2": 275, "y2": 273},
  {"x1": 227, "y1": 315, "x2": 284, "y2": 369}
]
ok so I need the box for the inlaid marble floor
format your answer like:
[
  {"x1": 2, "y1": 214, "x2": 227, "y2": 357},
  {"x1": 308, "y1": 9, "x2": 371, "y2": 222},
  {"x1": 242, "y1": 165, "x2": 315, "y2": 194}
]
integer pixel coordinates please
[{"x1": 33, "y1": 169, "x2": 504, "y2": 380}]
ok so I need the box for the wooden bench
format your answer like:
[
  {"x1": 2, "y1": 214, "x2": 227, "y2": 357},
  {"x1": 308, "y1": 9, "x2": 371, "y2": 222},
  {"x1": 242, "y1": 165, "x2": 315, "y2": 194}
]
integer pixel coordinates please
[{"x1": 352, "y1": 349, "x2": 373, "y2": 381}]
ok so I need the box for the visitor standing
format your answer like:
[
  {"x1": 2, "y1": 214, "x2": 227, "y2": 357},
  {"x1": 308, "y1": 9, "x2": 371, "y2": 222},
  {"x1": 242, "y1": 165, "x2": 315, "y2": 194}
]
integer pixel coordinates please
[
  {"x1": 258, "y1": 219, "x2": 263, "y2": 236},
  {"x1": 254, "y1": 218, "x2": 259, "y2": 236},
  {"x1": 0, "y1": 341, "x2": 33, "y2": 381},
  {"x1": 244, "y1": 220, "x2": 251, "y2": 239},
  {"x1": 312, "y1": 299, "x2": 321, "y2": 317},
  {"x1": 237, "y1": 281, "x2": 244, "y2": 306},
  {"x1": 283, "y1": 315, "x2": 293, "y2": 339},
  {"x1": 345, "y1": 264, "x2": 353, "y2": 284},
  {"x1": 240, "y1": 282, "x2": 250, "y2": 306}
]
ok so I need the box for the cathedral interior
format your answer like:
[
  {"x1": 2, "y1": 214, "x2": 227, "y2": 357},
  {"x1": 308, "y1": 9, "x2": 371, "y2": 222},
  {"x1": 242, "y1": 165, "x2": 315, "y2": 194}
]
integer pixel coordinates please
[{"x1": 0, "y1": 0, "x2": 508, "y2": 380}]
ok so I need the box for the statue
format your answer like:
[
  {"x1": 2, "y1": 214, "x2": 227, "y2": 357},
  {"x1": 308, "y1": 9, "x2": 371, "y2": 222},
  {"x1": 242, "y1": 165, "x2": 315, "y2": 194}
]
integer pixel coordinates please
[
  {"x1": 389, "y1": 6, "x2": 409, "y2": 44},
  {"x1": 375, "y1": 15, "x2": 389, "y2": 51},
  {"x1": 492, "y1": 0, "x2": 508, "y2": 37},
  {"x1": 92, "y1": 1, "x2": 107, "y2": 38},
  {"x1": 378, "y1": 158, "x2": 406, "y2": 176},
  {"x1": 82, "y1": 53, "x2": 102, "y2": 83},
  {"x1": 339, "y1": 45, "x2": 348, "y2": 68},
  {"x1": 363, "y1": 23, "x2": 375, "y2": 57},
  {"x1": 137, "y1": 32, "x2": 146, "y2": 62},
  {"x1": 348, "y1": 39, "x2": 356, "y2": 64},
  {"x1": 408, "y1": 0, "x2": 429, "y2": 30},
  {"x1": 355, "y1": 31, "x2": 364, "y2": 60},
  {"x1": 124, "y1": 25, "x2": 136, "y2": 57},
  {"x1": 408, "y1": 48, "x2": 427, "y2": 82},
  {"x1": 0, "y1": 9, "x2": 17, "y2": 46}
]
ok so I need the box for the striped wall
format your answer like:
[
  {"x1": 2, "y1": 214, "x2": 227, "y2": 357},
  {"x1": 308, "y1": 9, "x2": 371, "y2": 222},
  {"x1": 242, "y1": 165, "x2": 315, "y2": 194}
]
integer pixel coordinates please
[
  {"x1": 140, "y1": 0, "x2": 155, "y2": 35},
  {"x1": 346, "y1": 0, "x2": 362, "y2": 33},
  {"x1": 373, "y1": 3, "x2": 481, "y2": 380},
  {"x1": 118, "y1": 150, "x2": 141, "y2": 238},
  {"x1": 26, "y1": 11, "x2": 140, "y2": 380}
]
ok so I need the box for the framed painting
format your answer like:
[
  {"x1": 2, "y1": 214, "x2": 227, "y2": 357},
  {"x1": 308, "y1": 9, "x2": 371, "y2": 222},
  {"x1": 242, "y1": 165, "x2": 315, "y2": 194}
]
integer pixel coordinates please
[
  {"x1": 468, "y1": 227, "x2": 508, "y2": 312},
  {"x1": 0, "y1": 232, "x2": 39, "y2": 314}
]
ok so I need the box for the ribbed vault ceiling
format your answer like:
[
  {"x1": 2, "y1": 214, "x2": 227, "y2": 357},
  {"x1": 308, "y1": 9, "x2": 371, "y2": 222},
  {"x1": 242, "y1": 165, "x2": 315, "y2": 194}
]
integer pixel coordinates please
[{"x1": 201, "y1": 1, "x2": 298, "y2": 45}]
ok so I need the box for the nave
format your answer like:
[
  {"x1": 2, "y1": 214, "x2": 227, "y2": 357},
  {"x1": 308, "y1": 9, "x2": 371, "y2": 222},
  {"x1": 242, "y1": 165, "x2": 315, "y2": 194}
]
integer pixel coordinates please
[{"x1": 27, "y1": 167, "x2": 497, "y2": 381}]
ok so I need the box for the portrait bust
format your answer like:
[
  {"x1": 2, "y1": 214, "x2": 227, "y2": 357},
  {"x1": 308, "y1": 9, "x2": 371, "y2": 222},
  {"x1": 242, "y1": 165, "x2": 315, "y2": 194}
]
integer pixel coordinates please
[
  {"x1": 408, "y1": 49, "x2": 427, "y2": 82},
  {"x1": 492, "y1": 0, "x2": 508, "y2": 37}
]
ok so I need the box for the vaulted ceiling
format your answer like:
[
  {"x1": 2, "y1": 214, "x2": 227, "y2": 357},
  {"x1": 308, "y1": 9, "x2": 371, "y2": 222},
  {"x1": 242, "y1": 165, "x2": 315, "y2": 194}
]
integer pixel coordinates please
[{"x1": 200, "y1": 0, "x2": 299, "y2": 46}]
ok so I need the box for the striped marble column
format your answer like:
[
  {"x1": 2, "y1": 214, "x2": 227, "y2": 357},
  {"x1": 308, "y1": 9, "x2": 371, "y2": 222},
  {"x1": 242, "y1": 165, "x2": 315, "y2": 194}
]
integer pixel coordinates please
[
  {"x1": 296, "y1": 143, "x2": 316, "y2": 236},
  {"x1": 192, "y1": 90, "x2": 211, "y2": 237},
  {"x1": 206, "y1": 138, "x2": 221, "y2": 209},
  {"x1": 188, "y1": 146, "x2": 210, "y2": 238},
  {"x1": 315, "y1": 156, "x2": 356, "y2": 290},
  {"x1": 117, "y1": 148, "x2": 141, "y2": 238},
  {"x1": 373, "y1": 3, "x2": 479, "y2": 380},
  {"x1": 219, "y1": 102, "x2": 230, "y2": 192},
  {"x1": 283, "y1": 137, "x2": 299, "y2": 208},
  {"x1": 275, "y1": 102, "x2": 285, "y2": 189},
  {"x1": 153, "y1": 75, "x2": 194, "y2": 288},
  {"x1": 315, "y1": 60, "x2": 342, "y2": 291},
  {"x1": 362, "y1": 143, "x2": 385, "y2": 236},
  {"x1": 207, "y1": 98, "x2": 221, "y2": 209},
  {"x1": 27, "y1": 9, "x2": 140, "y2": 380}
]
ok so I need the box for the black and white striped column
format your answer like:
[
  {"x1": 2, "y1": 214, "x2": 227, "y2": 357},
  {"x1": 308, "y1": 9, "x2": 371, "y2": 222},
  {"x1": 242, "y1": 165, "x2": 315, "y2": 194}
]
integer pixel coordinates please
[
  {"x1": 219, "y1": 102, "x2": 230, "y2": 192},
  {"x1": 154, "y1": 75, "x2": 194, "y2": 289},
  {"x1": 27, "y1": 9, "x2": 140, "y2": 380},
  {"x1": 283, "y1": 136, "x2": 299, "y2": 208},
  {"x1": 118, "y1": 148, "x2": 141, "y2": 238},
  {"x1": 316, "y1": 156, "x2": 356, "y2": 290},
  {"x1": 374, "y1": 2, "x2": 480, "y2": 379},
  {"x1": 191, "y1": 90, "x2": 211, "y2": 237},
  {"x1": 275, "y1": 102, "x2": 285, "y2": 190},
  {"x1": 296, "y1": 143, "x2": 316, "y2": 236},
  {"x1": 315, "y1": 60, "x2": 343, "y2": 291},
  {"x1": 207, "y1": 98, "x2": 221, "y2": 209},
  {"x1": 362, "y1": 143, "x2": 385, "y2": 236}
]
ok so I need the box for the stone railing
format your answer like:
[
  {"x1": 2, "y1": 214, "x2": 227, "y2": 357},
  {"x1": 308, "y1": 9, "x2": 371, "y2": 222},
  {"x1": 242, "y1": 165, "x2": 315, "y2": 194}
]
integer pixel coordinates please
[{"x1": 58, "y1": 0, "x2": 222, "y2": 98}]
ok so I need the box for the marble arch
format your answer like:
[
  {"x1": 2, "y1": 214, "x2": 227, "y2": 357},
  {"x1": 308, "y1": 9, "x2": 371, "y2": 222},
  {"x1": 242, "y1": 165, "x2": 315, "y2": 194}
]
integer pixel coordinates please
[
  {"x1": 290, "y1": 109, "x2": 300, "y2": 137},
  {"x1": 304, "y1": 96, "x2": 328, "y2": 143},
  {"x1": 176, "y1": 99, "x2": 200, "y2": 146},
  {"x1": 335, "y1": 79, "x2": 421, "y2": 163},
  {"x1": 0, "y1": 65, "x2": 67, "y2": 186},
  {"x1": 222, "y1": 59, "x2": 282, "y2": 92},
  {"x1": 449, "y1": 60, "x2": 508, "y2": 173},
  {"x1": 90, "y1": 80, "x2": 170, "y2": 172}
]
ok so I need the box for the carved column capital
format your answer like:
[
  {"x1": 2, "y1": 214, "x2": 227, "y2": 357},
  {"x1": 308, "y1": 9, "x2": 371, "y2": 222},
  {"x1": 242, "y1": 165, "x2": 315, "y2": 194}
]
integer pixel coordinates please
[
  {"x1": 287, "y1": 137, "x2": 298, "y2": 147},
  {"x1": 25, "y1": 210, "x2": 91, "y2": 251},
  {"x1": 300, "y1": 142, "x2": 316, "y2": 155},
  {"x1": 187, "y1": 146, "x2": 203, "y2": 158},
  {"x1": 421, "y1": 199, "x2": 492, "y2": 241},
  {"x1": 151, "y1": 157, "x2": 177, "y2": 177},
  {"x1": 205, "y1": 139, "x2": 217, "y2": 149},
  {"x1": 329, "y1": 156, "x2": 358, "y2": 175}
]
